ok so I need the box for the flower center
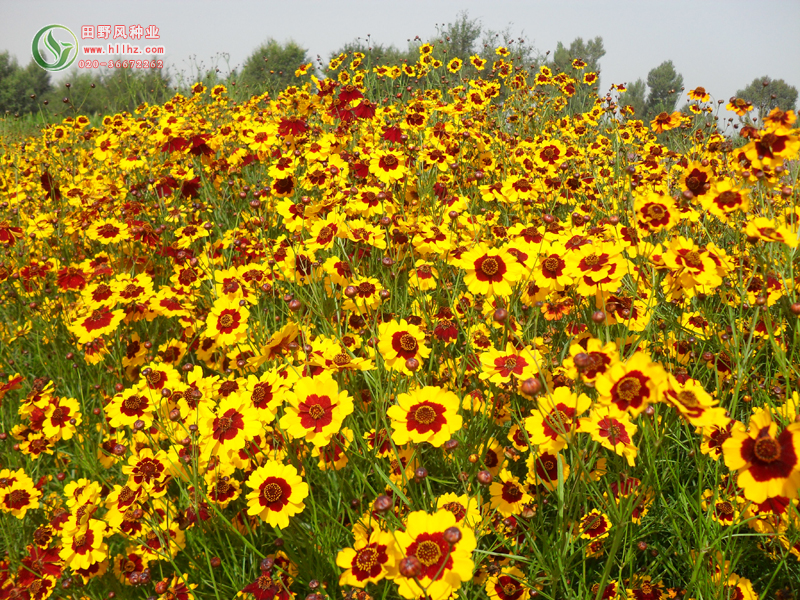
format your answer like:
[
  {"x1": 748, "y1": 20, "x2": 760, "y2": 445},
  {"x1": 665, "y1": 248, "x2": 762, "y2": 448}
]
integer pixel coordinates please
[
  {"x1": 503, "y1": 583, "x2": 519, "y2": 596},
  {"x1": 123, "y1": 395, "x2": 143, "y2": 410},
  {"x1": 442, "y1": 501, "x2": 466, "y2": 521},
  {"x1": 544, "y1": 256, "x2": 560, "y2": 272},
  {"x1": 415, "y1": 540, "x2": 442, "y2": 566},
  {"x1": 753, "y1": 436, "x2": 781, "y2": 463},
  {"x1": 504, "y1": 357, "x2": 517, "y2": 369},
  {"x1": 583, "y1": 254, "x2": 599, "y2": 266},
  {"x1": 333, "y1": 353, "x2": 350, "y2": 366},
  {"x1": 219, "y1": 314, "x2": 235, "y2": 328},
  {"x1": 216, "y1": 416, "x2": 233, "y2": 433},
  {"x1": 647, "y1": 205, "x2": 665, "y2": 219},
  {"x1": 676, "y1": 390, "x2": 698, "y2": 407},
  {"x1": 257, "y1": 574, "x2": 274, "y2": 590},
  {"x1": 414, "y1": 405, "x2": 437, "y2": 425},
  {"x1": 719, "y1": 501, "x2": 734, "y2": 515},
  {"x1": 399, "y1": 334, "x2": 418, "y2": 352},
  {"x1": 616, "y1": 376, "x2": 642, "y2": 401},
  {"x1": 262, "y1": 482, "x2": 283, "y2": 503},
  {"x1": 480, "y1": 257, "x2": 499, "y2": 276},
  {"x1": 308, "y1": 403, "x2": 326, "y2": 420},
  {"x1": 683, "y1": 251, "x2": 702, "y2": 268},
  {"x1": 356, "y1": 548, "x2": 378, "y2": 570},
  {"x1": 7, "y1": 489, "x2": 26, "y2": 505}
]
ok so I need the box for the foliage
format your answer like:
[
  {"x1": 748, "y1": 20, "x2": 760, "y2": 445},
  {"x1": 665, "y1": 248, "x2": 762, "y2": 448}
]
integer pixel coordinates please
[
  {"x1": 618, "y1": 78, "x2": 646, "y2": 119},
  {"x1": 550, "y1": 36, "x2": 606, "y2": 76},
  {"x1": 735, "y1": 75, "x2": 798, "y2": 120},
  {"x1": 238, "y1": 39, "x2": 313, "y2": 97},
  {"x1": 644, "y1": 60, "x2": 684, "y2": 119},
  {"x1": 0, "y1": 51, "x2": 52, "y2": 116}
]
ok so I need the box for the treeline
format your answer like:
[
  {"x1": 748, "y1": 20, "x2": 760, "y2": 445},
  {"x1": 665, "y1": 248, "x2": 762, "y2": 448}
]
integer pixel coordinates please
[{"x1": 1, "y1": 11, "x2": 797, "y2": 122}]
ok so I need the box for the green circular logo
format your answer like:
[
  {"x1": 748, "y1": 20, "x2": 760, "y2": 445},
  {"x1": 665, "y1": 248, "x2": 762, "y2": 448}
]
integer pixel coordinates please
[{"x1": 32, "y1": 24, "x2": 78, "y2": 72}]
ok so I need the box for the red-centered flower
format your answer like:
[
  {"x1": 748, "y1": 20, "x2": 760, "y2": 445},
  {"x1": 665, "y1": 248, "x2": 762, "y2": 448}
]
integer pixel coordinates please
[
  {"x1": 280, "y1": 373, "x2": 353, "y2": 447},
  {"x1": 595, "y1": 352, "x2": 665, "y2": 417},
  {"x1": 336, "y1": 529, "x2": 399, "y2": 587},
  {"x1": 57, "y1": 266, "x2": 87, "y2": 290},
  {"x1": 722, "y1": 408, "x2": 800, "y2": 503},
  {"x1": 579, "y1": 509, "x2": 611, "y2": 539},
  {"x1": 485, "y1": 566, "x2": 530, "y2": 600},
  {"x1": 460, "y1": 245, "x2": 524, "y2": 298},
  {"x1": 387, "y1": 386, "x2": 462, "y2": 447}
]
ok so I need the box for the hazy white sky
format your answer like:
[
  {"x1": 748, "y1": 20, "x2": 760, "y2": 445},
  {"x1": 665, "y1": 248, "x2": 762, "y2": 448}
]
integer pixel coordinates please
[{"x1": 3, "y1": 0, "x2": 799, "y2": 109}]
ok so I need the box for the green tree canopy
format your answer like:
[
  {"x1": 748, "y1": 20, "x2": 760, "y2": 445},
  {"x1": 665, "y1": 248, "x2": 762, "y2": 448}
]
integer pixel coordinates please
[
  {"x1": 439, "y1": 10, "x2": 483, "y2": 60},
  {"x1": 619, "y1": 78, "x2": 647, "y2": 119},
  {"x1": 238, "y1": 39, "x2": 312, "y2": 97},
  {"x1": 645, "y1": 60, "x2": 683, "y2": 118},
  {"x1": 0, "y1": 51, "x2": 52, "y2": 116},
  {"x1": 735, "y1": 76, "x2": 798, "y2": 117},
  {"x1": 551, "y1": 36, "x2": 605, "y2": 75}
]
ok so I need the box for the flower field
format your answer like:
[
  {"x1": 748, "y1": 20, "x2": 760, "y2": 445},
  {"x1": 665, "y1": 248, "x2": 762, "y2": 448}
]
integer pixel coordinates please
[{"x1": 1, "y1": 46, "x2": 800, "y2": 600}]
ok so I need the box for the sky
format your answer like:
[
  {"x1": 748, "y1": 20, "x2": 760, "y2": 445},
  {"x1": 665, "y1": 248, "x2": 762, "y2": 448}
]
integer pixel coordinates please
[{"x1": 2, "y1": 0, "x2": 799, "y2": 112}]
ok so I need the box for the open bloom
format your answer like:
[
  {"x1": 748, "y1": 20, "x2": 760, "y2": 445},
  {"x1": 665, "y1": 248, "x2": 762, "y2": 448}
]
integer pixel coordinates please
[
  {"x1": 59, "y1": 520, "x2": 108, "y2": 570},
  {"x1": 480, "y1": 343, "x2": 542, "y2": 384},
  {"x1": 579, "y1": 406, "x2": 639, "y2": 466},
  {"x1": 458, "y1": 245, "x2": 524, "y2": 298},
  {"x1": 279, "y1": 373, "x2": 354, "y2": 446},
  {"x1": 205, "y1": 297, "x2": 249, "y2": 346},
  {"x1": 387, "y1": 386, "x2": 463, "y2": 447},
  {"x1": 336, "y1": 529, "x2": 401, "y2": 588},
  {"x1": 485, "y1": 566, "x2": 530, "y2": 600},
  {"x1": 201, "y1": 393, "x2": 261, "y2": 458},
  {"x1": 595, "y1": 352, "x2": 665, "y2": 417},
  {"x1": 524, "y1": 386, "x2": 592, "y2": 452},
  {"x1": 722, "y1": 407, "x2": 800, "y2": 503},
  {"x1": 393, "y1": 509, "x2": 477, "y2": 600},
  {"x1": 245, "y1": 460, "x2": 308, "y2": 528},
  {"x1": 377, "y1": 319, "x2": 430, "y2": 375},
  {"x1": 0, "y1": 468, "x2": 41, "y2": 519},
  {"x1": 489, "y1": 469, "x2": 532, "y2": 516}
]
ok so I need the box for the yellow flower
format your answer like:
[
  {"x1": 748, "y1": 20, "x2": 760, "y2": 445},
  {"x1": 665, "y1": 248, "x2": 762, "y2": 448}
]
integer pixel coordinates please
[
  {"x1": 279, "y1": 373, "x2": 354, "y2": 446},
  {"x1": 579, "y1": 406, "x2": 638, "y2": 466},
  {"x1": 377, "y1": 319, "x2": 430, "y2": 375},
  {"x1": 387, "y1": 386, "x2": 463, "y2": 447},
  {"x1": 489, "y1": 469, "x2": 532, "y2": 516},
  {"x1": 393, "y1": 509, "x2": 477, "y2": 600},
  {"x1": 336, "y1": 529, "x2": 401, "y2": 588},
  {"x1": 59, "y1": 520, "x2": 108, "y2": 570},
  {"x1": 458, "y1": 245, "x2": 524, "y2": 298},
  {"x1": 0, "y1": 468, "x2": 41, "y2": 519},
  {"x1": 245, "y1": 460, "x2": 308, "y2": 528},
  {"x1": 205, "y1": 297, "x2": 249, "y2": 346}
]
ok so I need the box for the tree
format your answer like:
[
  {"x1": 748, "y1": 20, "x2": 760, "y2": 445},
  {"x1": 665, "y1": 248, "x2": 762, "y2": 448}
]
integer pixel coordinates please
[
  {"x1": 551, "y1": 37, "x2": 605, "y2": 75},
  {"x1": 0, "y1": 51, "x2": 52, "y2": 116},
  {"x1": 328, "y1": 39, "x2": 412, "y2": 68},
  {"x1": 619, "y1": 78, "x2": 647, "y2": 119},
  {"x1": 644, "y1": 60, "x2": 683, "y2": 119},
  {"x1": 238, "y1": 39, "x2": 311, "y2": 97},
  {"x1": 440, "y1": 10, "x2": 483, "y2": 60},
  {"x1": 735, "y1": 76, "x2": 798, "y2": 117}
]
